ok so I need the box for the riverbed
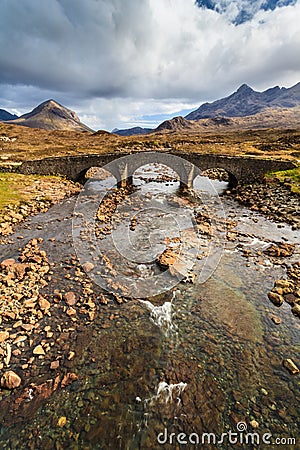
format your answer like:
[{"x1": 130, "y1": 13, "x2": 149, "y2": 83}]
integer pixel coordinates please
[{"x1": 0, "y1": 164, "x2": 299, "y2": 449}]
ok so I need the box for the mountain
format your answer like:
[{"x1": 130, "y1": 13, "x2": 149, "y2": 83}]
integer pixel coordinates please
[
  {"x1": 6, "y1": 100, "x2": 92, "y2": 132},
  {"x1": 0, "y1": 109, "x2": 18, "y2": 121},
  {"x1": 113, "y1": 126, "x2": 152, "y2": 136},
  {"x1": 186, "y1": 82, "x2": 300, "y2": 120},
  {"x1": 154, "y1": 116, "x2": 194, "y2": 133}
]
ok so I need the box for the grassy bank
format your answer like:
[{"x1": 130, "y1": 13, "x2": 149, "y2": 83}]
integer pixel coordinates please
[
  {"x1": 266, "y1": 166, "x2": 300, "y2": 194},
  {"x1": 0, "y1": 173, "x2": 80, "y2": 236},
  {"x1": 0, "y1": 173, "x2": 48, "y2": 209}
]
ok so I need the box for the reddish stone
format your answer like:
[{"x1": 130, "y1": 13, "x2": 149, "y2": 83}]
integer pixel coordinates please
[
  {"x1": 50, "y1": 360, "x2": 60, "y2": 370},
  {"x1": 64, "y1": 291, "x2": 77, "y2": 306},
  {"x1": 61, "y1": 372, "x2": 78, "y2": 388}
]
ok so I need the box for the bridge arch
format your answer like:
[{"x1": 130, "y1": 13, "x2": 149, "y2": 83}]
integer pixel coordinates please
[{"x1": 79, "y1": 152, "x2": 192, "y2": 189}]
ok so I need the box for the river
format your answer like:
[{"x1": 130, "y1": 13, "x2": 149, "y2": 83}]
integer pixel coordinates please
[{"x1": 0, "y1": 164, "x2": 299, "y2": 449}]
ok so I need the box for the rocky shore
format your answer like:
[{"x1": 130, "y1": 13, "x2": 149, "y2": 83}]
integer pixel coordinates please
[
  {"x1": 268, "y1": 262, "x2": 300, "y2": 316},
  {"x1": 231, "y1": 179, "x2": 300, "y2": 229}
]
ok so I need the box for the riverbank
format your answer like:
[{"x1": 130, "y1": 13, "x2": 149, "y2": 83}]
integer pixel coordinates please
[{"x1": 231, "y1": 172, "x2": 300, "y2": 229}]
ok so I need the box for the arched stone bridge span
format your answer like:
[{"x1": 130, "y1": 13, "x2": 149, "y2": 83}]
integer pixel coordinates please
[{"x1": 13, "y1": 151, "x2": 296, "y2": 188}]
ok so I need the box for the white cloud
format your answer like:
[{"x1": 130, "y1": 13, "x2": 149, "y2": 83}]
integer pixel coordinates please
[
  {"x1": 0, "y1": 0, "x2": 299, "y2": 129},
  {"x1": 74, "y1": 97, "x2": 201, "y2": 130}
]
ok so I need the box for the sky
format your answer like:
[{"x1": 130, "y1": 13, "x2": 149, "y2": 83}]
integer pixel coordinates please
[{"x1": 0, "y1": 0, "x2": 300, "y2": 131}]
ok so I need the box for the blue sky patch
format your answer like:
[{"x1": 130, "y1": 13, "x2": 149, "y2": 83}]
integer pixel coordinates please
[{"x1": 195, "y1": 0, "x2": 296, "y2": 24}]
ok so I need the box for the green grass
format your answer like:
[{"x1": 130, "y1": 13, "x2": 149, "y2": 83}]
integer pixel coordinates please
[
  {"x1": 0, "y1": 172, "x2": 68, "y2": 211},
  {"x1": 266, "y1": 166, "x2": 300, "y2": 194},
  {"x1": 0, "y1": 173, "x2": 27, "y2": 209}
]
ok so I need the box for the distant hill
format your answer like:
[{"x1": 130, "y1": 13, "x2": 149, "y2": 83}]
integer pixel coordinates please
[
  {"x1": 6, "y1": 100, "x2": 92, "y2": 132},
  {"x1": 149, "y1": 107, "x2": 300, "y2": 134},
  {"x1": 186, "y1": 82, "x2": 300, "y2": 120},
  {"x1": 154, "y1": 116, "x2": 194, "y2": 133},
  {"x1": 198, "y1": 107, "x2": 300, "y2": 131},
  {"x1": 113, "y1": 126, "x2": 152, "y2": 136},
  {"x1": 114, "y1": 117, "x2": 195, "y2": 136},
  {"x1": 0, "y1": 109, "x2": 18, "y2": 121}
]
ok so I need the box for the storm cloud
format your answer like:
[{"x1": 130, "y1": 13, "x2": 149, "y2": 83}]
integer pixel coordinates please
[{"x1": 0, "y1": 0, "x2": 299, "y2": 130}]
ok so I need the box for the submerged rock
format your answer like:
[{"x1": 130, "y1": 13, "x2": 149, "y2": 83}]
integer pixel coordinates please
[{"x1": 283, "y1": 359, "x2": 299, "y2": 375}]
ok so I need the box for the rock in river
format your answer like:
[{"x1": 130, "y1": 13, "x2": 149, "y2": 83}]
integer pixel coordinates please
[
  {"x1": 291, "y1": 304, "x2": 300, "y2": 318},
  {"x1": 0, "y1": 371, "x2": 22, "y2": 389},
  {"x1": 64, "y1": 291, "x2": 77, "y2": 306},
  {"x1": 268, "y1": 291, "x2": 284, "y2": 307}
]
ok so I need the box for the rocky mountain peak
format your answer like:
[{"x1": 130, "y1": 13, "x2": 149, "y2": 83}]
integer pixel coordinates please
[
  {"x1": 236, "y1": 84, "x2": 254, "y2": 94},
  {"x1": 4, "y1": 99, "x2": 91, "y2": 132}
]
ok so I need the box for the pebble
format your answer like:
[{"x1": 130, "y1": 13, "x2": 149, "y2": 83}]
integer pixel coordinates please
[
  {"x1": 57, "y1": 416, "x2": 67, "y2": 427},
  {"x1": 68, "y1": 351, "x2": 75, "y2": 361},
  {"x1": 0, "y1": 370, "x2": 22, "y2": 389},
  {"x1": 50, "y1": 360, "x2": 60, "y2": 370},
  {"x1": 38, "y1": 296, "x2": 51, "y2": 311},
  {"x1": 0, "y1": 331, "x2": 9, "y2": 343},
  {"x1": 33, "y1": 345, "x2": 45, "y2": 356},
  {"x1": 64, "y1": 291, "x2": 77, "y2": 306},
  {"x1": 250, "y1": 420, "x2": 259, "y2": 428}
]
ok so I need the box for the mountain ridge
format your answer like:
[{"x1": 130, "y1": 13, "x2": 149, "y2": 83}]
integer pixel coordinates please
[
  {"x1": 110, "y1": 82, "x2": 300, "y2": 135},
  {"x1": 0, "y1": 109, "x2": 18, "y2": 121},
  {"x1": 185, "y1": 82, "x2": 300, "y2": 120}
]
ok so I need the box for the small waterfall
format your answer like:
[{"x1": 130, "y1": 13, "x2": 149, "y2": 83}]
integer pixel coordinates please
[
  {"x1": 133, "y1": 381, "x2": 188, "y2": 433},
  {"x1": 155, "y1": 381, "x2": 187, "y2": 405},
  {"x1": 139, "y1": 292, "x2": 177, "y2": 337}
]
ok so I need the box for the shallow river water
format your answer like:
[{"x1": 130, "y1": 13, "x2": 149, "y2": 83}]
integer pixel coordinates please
[{"x1": 0, "y1": 165, "x2": 299, "y2": 449}]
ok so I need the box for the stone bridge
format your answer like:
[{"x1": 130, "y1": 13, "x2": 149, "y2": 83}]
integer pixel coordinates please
[{"x1": 10, "y1": 151, "x2": 296, "y2": 188}]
